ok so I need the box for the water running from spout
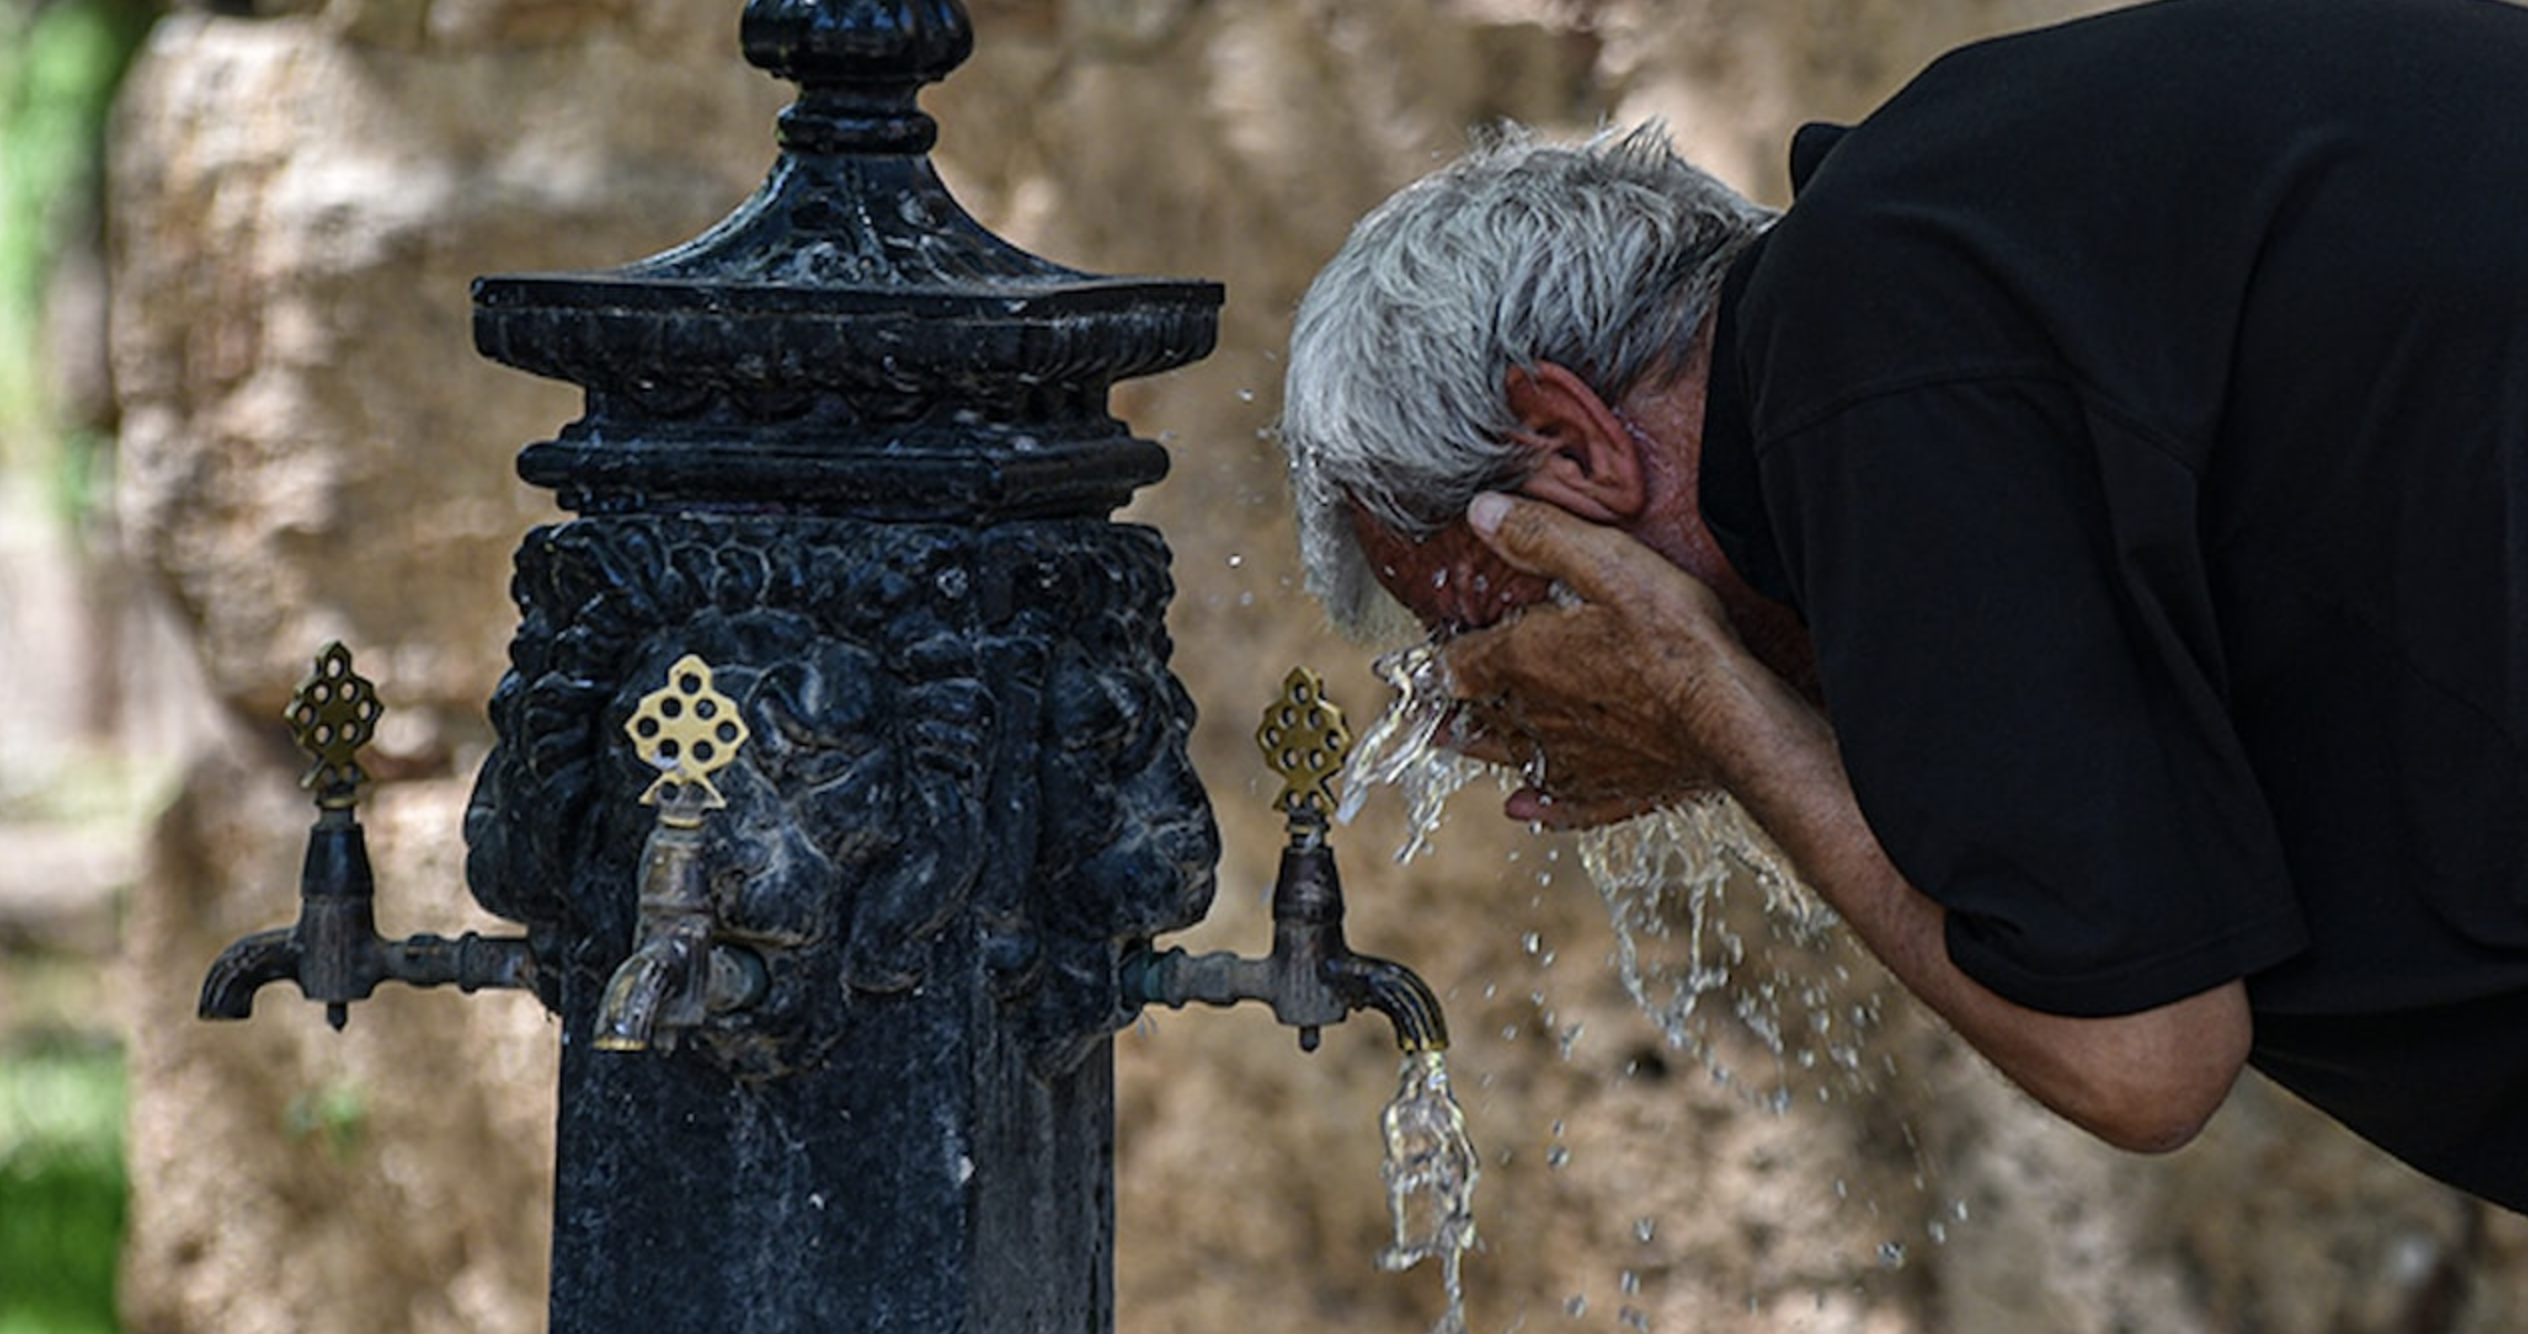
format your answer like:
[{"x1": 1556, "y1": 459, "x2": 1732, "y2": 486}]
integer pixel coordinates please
[{"x1": 1379, "y1": 1048, "x2": 1480, "y2": 1334}]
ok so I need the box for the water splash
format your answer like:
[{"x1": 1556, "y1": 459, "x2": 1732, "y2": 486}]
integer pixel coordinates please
[
  {"x1": 1577, "y1": 797, "x2": 1885, "y2": 1109},
  {"x1": 1338, "y1": 641, "x2": 1887, "y2": 1110},
  {"x1": 1379, "y1": 1049, "x2": 1480, "y2": 1334},
  {"x1": 1336, "y1": 644, "x2": 1492, "y2": 861},
  {"x1": 1337, "y1": 635, "x2": 1939, "y2": 1288}
]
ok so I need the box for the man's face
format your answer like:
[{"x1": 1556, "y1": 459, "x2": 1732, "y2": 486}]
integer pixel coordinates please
[{"x1": 1347, "y1": 501, "x2": 1557, "y2": 635}]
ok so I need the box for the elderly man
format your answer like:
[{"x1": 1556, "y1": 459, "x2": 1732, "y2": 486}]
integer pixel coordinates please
[{"x1": 1278, "y1": 0, "x2": 2528, "y2": 1212}]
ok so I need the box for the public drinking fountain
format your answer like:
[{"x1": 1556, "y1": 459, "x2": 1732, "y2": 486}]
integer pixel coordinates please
[{"x1": 191, "y1": 2, "x2": 1460, "y2": 1330}]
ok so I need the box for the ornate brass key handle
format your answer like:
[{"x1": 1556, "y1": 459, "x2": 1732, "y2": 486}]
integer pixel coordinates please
[
  {"x1": 1256, "y1": 666, "x2": 1351, "y2": 825},
  {"x1": 288, "y1": 641, "x2": 384, "y2": 809},
  {"x1": 626, "y1": 654, "x2": 752, "y2": 822}
]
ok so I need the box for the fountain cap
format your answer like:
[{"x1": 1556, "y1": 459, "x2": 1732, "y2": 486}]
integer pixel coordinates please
[{"x1": 471, "y1": 0, "x2": 1222, "y2": 520}]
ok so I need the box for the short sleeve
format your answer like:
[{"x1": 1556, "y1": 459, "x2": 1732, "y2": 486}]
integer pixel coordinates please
[{"x1": 1756, "y1": 376, "x2": 2308, "y2": 1016}]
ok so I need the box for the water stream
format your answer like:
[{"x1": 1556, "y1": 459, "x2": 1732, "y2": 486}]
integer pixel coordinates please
[{"x1": 1378, "y1": 1048, "x2": 1480, "y2": 1334}]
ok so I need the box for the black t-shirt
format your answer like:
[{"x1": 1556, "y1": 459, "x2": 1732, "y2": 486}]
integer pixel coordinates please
[{"x1": 1701, "y1": 0, "x2": 2528, "y2": 1205}]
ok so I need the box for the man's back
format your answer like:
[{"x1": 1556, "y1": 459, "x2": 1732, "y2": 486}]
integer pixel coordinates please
[{"x1": 1701, "y1": 0, "x2": 2528, "y2": 1203}]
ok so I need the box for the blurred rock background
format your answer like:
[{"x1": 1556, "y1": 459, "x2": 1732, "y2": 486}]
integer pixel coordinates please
[{"x1": 4, "y1": 1, "x2": 2526, "y2": 1332}]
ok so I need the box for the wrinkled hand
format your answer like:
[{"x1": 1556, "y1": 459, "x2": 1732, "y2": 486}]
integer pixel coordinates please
[{"x1": 1440, "y1": 493, "x2": 1764, "y2": 829}]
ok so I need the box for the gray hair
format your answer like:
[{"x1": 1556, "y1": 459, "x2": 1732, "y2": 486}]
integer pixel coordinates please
[{"x1": 1277, "y1": 122, "x2": 1773, "y2": 635}]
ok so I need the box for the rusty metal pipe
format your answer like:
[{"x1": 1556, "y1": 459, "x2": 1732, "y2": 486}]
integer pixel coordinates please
[
  {"x1": 1124, "y1": 818, "x2": 1448, "y2": 1055},
  {"x1": 200, "y1": 802, "x2": 539, "y2": 1028}
]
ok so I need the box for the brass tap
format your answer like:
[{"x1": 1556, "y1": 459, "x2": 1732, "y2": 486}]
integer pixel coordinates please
[
  {"x1": 594, "y1": 655, "x2": 770, "y2": 1053},
  {"x1": 198, "y1": 643, "x2": 537, "y2": 1028},
  {"x1": 1121, "y1": 668, "x2": 1449, "y2": 1055}
]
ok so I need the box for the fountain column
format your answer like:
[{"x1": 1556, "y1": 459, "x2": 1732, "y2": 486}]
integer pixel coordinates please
[{"x1": 459, "y1": 2, "x2": 1223, "y2": 1328}]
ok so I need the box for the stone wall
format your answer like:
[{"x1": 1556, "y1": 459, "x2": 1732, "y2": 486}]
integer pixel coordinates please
[{"x1": 105, "y1": 2, "x2": 2528, "y2": 1332}]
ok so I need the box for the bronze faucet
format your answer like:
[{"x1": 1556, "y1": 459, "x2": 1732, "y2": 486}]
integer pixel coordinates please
[
  {"x1": 591, "y1": 654, "x2": 769, "y2": 1052},
  {"x1": 1123, "y1": 668, "x2": 1449, "y2": 1054},
  {"x1": 198, "y1": 643, "x2": 537, "y2": 1028}
]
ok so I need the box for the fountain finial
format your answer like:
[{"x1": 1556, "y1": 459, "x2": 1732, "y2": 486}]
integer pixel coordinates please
[{"x1": 741, "y1": 0, "x2": 975, "y2": 154}]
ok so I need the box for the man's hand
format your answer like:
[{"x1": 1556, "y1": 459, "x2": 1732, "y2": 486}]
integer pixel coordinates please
[{"x1": 1439, "y1": 492, "x2": 1795, "y2": 828}]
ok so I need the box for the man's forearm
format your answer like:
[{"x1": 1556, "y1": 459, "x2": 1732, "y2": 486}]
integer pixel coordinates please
[{"x1": 1711, "y1": 660, "x2": 2251, "y2": 1153}]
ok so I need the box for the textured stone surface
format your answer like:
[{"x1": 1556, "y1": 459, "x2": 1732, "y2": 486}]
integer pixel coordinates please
[
  {"x1": 120, "y1": 750, "x2": 557, "y2": 1334},
  {"x1": 106, "y1": 2, "x2": 2528, "y2": 1333},
  {"x1": 110, "y1": 7, "x2": 780, "y2": 733}
]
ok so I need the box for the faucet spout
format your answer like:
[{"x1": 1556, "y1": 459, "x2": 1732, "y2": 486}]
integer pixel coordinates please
[
  {"x1": 1323, "y1": 952, "x2": 1450, "y2": 1055},
  {"x1": 594, "y1": 817, "x2": 713, "y2": 1052},
  {"x1": 590, "y1": 898, "x2": 771, "y2": 1052},
  {"x1": 198, "y1": 928, "x2": 304, "y2": 1022},
  {"x1": 592, "y1": 768, "x2": 770, "y2": 1052},
  {"x1": 595, "y1": 932, "x2": 700, "y2": 1052}
]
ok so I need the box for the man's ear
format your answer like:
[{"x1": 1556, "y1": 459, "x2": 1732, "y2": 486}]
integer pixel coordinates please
[{"x1": 1503, "y1": 362, "x2": 1647, "y2": 523}]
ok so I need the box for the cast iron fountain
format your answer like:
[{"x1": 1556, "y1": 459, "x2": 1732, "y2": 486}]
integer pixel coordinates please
[{"x1": 194, "y1": 3, "x2": 1452, "y2": 1330}]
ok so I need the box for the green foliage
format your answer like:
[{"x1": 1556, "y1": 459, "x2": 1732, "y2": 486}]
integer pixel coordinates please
[
  {"x1": 0, "y1": 0, "x2": 155, "y2": 503},
  {"x1": 286, "y1": 1078, "x2": 372, "y2": 1162},
  {"x1": 0, "y1": 1037, "x2": 127, "y2": 1334}
]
